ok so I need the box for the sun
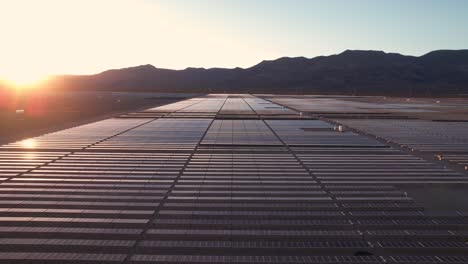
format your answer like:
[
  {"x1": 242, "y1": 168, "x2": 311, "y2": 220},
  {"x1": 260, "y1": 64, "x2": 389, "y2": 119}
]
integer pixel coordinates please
[{"x1": 1, "y1": 71, "x2": 49, "y2": 89}]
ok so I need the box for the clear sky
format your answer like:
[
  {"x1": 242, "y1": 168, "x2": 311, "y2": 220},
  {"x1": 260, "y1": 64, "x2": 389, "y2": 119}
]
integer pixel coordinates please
[{"x1": 0, "y1": 0, "x2": 467, "y2": 84}]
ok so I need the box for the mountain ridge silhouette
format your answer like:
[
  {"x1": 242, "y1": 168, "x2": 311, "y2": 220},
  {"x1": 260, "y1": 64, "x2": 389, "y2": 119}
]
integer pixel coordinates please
[{"x1": 43, "y1": 49, "x2": 468, "y2": 95}]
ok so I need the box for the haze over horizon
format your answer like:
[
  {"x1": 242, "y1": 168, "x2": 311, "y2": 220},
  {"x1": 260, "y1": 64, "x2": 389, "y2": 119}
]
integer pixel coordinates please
[{"x1": 1, "y1": 0, "x2": 467, "y2": 84}]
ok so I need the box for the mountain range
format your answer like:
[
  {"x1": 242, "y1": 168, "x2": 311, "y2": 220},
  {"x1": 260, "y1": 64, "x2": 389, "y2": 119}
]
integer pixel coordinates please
[{"x1": 43, "y1": 49, "x2": 468, "y2": 96}]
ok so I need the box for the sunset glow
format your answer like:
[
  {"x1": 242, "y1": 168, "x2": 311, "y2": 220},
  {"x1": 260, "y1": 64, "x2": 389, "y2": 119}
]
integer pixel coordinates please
[
  {"x1": 0, "y1": 0, "x2": 278, "y2": 83},
  {"x1": 0, "y1": 1, "x2": 468, "y2": 262},
  {"x1": 2, "y1": 72, "x2": 49, "y2": 89},
  {"x1": 0, "y1": 0, "x2": 467, "y2": 83}
]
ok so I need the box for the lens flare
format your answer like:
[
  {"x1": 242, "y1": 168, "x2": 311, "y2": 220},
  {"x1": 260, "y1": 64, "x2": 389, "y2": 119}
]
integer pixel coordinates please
[
  {"x1": 20, "y1": 139, "x2": 37, "y2": 149},
  {"x1": 2, "y1": 73, "x2": 49, "y2": 90}
]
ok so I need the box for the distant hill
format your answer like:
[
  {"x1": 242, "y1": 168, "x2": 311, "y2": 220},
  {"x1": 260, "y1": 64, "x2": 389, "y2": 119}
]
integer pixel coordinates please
[{"x1": 46, "y1": 50, "x2": 468, "y2": 96}]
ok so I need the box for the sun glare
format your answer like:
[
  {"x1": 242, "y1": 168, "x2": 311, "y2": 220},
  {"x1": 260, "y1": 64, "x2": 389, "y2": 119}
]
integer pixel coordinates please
[
  {"x1": 2, "y1": 72, "x2": 49, "y2": 89},
  {"x1": 20, "y1": 139, "x2": 37, "y2": 149}
]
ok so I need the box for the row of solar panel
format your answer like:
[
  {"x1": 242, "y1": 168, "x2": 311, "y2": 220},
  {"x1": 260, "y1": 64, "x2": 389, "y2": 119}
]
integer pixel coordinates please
[
  {"x1": 1, "y1": 94, "x2": 468, "y2": 263},
  {"x1": 335, "y1": 119, "x2": 468, "y2": 170}
]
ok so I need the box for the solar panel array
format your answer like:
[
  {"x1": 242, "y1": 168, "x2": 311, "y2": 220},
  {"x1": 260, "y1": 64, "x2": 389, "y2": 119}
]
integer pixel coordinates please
[
  {"x1": 1, "y1": 94, "x2": 468, "y2": 263},
  {"x1": 334, "y1": 119, "x2": 468, "y2": 170}
]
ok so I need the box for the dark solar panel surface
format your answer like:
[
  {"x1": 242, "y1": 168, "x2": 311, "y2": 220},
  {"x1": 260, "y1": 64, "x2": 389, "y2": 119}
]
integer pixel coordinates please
[{"x1": 1, "y1": 94, "x2": 468, "y2": 263}]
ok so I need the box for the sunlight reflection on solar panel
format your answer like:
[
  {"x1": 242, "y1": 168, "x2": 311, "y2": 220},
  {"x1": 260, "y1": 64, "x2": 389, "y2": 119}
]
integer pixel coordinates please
[{"x1": 0, "y1": 94, "x2": 467, "y2": 263}]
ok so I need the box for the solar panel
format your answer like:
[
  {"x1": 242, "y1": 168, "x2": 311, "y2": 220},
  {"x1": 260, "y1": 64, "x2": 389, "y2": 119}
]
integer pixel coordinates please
[{"x1": 0, "y1": 94, "x2": 467, "y2": 263}]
